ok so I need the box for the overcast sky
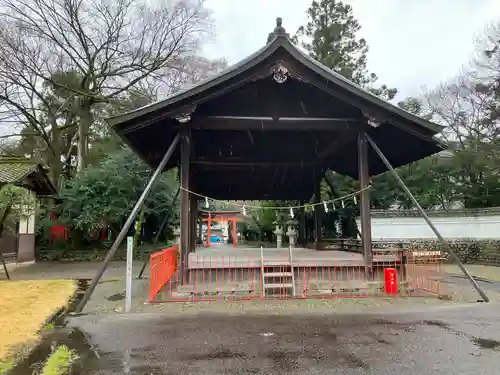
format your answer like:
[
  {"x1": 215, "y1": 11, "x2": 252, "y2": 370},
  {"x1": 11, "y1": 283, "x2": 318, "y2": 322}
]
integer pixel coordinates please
[{"x1": 203, "y1": 0, "x2": 500, "y2": 100}]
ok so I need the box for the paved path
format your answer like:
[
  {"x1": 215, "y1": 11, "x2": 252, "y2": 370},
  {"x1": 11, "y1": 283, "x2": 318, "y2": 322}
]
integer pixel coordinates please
[
  {"x1": 8, "y1": 261, "x2": 147, "y2": 280},
  {"x1": 68, "y1": 302, "x2": 500, "y2": 374}
]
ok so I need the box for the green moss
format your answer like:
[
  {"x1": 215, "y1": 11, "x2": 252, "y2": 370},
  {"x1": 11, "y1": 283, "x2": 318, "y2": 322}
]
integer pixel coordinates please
[
  {"x1": 41, "y1": 345, "x2": 78, "y2": 375},
  {"x1": 43, "y1": 323, "x2": 55, "y2": 331},
  {"x1": 0, "y1": 357, "x2": 15, "y2": 375},
  {"x1": 0, "y1": 343, "x2": 35, "y2": 375}
]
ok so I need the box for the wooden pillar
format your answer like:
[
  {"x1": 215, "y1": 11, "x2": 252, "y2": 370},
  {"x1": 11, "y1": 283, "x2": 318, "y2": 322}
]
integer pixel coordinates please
[
  {"x1": 180, "y1": 129, "x2": 191, "y2": 283},
  {"x1": 314, "y1": 179, "x2": 322, "y2": 250},
  {"x1": 358, "y1": 131, "x2": 373, "y2": 267},
  {"x1": 298, "y1": 201, "x2": 306, "y2": 246}
]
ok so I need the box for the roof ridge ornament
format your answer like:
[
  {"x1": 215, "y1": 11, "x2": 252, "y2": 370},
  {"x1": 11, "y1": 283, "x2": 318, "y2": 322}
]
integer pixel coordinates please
[
  {"x1": 267, "y1": 17, "x2": 289, "y2": 43},
  {"x1": 272, "y1": 61, "x2": 289, "y2": 84}
]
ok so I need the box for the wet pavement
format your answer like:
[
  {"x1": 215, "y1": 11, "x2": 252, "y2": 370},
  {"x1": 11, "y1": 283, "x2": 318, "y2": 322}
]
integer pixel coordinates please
[
  {"x1": 65, "y1": 302, "x2": 500, "y2": 375},
  {"x1": 445, "y1": 274, "x2": 500, "y2": 294}
]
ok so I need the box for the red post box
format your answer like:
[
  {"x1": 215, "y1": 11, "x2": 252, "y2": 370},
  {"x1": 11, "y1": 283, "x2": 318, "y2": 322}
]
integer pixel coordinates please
[{"x1": 384, "y1": 268, "x2": 398, "y2": 295}]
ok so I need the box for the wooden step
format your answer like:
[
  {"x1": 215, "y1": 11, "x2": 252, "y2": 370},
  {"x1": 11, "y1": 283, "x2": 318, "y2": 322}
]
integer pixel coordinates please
[
  {"x1": 264, "y1": 272, "x2": 293, "y2": 277},
  {"x1": 265, "y1": 283, "x2": 294, "y2": 289}
]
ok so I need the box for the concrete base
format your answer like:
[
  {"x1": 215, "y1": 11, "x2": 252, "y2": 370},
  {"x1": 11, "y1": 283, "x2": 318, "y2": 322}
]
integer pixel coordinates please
[{"x1": 17, "y1": 234, "x2": 35, "y2": 262}]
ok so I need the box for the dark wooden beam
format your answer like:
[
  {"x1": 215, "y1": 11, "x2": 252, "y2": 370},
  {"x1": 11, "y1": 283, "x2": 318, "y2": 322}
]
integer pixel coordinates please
[
  {"x1": 197, "y1": 191, "x2": 313, "y2": 201},
  {"x1": 246, "y1": 130, "x2": 254, "y2": 144},
  {"x1": 270, "y1": 165, "x2": 281, "y2": 190},
  {"x1": 280, "y1": 166, "x2": 288, "y2": 186},
  {"x1": 191, "y1": 161, "x2": 322, "y2": 167},
  {"x1": 358, "y1": 131, "x2": 373, "y2": 268},
  {"x1": 285, "y1": 60, "x2": 438, "y2": 142},
  {"x1": 185, "y1": 116, "x2": 359, "y2": 131},
  {"x1": 318, "y1": 131, "x2": 359, "y2": 159}
]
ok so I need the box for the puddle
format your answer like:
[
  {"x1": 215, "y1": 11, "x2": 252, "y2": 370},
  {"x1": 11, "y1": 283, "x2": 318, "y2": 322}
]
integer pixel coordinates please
[
  {"x1": 65, "y1": 279, "x2": 90, "y2": 314},
  {"x1": 267, "y1": 350, "x2": 300, "y2": 371},
  {"x1": 188, "y1": 348, "x2": 247, "y2": 361},
  {"x1": 106, "y1": 292, "x2": 125, "y2": 301},
  {"x1": 472, "y1": 337, "x2": 500, "y2": 350},
  {"x1": 422, "y1": 320, "x2": 449, "y2": 328}
]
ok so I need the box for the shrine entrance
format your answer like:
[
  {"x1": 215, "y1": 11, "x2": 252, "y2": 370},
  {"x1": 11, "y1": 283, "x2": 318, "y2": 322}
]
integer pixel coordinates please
[{"x1": 199, "y1": 210, "x2": 241, "y2": 248}]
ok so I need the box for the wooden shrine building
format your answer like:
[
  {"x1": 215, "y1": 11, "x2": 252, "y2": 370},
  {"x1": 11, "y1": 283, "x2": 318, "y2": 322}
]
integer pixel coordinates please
[{"x1": 109, "y1": 18, "x2": 444, "y2": 272}]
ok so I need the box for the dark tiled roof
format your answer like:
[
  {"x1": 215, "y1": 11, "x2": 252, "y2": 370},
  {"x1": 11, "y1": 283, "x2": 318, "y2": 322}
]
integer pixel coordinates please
[
  {"x1": 0, "y1": 158, "x2": 57, "y2": 196},
  {"x1": 0, "y1": 159, "x2": 38, "y2": 183}
]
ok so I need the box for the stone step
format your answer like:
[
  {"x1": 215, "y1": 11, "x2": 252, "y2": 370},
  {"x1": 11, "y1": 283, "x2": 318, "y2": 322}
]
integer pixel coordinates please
[
  {"x1": 264, "y1": 272, "x2": 293, "y2": 277},
  {"x1": 264, "y1": 283, "x2": 294, "y2": 289}
]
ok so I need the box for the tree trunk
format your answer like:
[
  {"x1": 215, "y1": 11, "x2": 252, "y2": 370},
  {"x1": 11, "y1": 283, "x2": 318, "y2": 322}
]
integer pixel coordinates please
[{"x1": 77, "y1": 103, "x2": 92, "y2": 172}]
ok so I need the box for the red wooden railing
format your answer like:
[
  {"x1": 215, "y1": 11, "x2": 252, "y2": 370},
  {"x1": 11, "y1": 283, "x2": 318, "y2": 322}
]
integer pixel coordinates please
[
  {"x1": 148, "y1": 250, "x2": 444, "y2": 303},
  {"x1": 148, "y1": 244, "x2": 179, "y2": 302}
]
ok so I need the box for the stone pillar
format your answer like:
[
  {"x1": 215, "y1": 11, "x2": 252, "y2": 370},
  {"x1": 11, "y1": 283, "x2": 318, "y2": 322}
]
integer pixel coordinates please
[{"x1": 17, "y1": 192, "x2": 36, "y2": 263}]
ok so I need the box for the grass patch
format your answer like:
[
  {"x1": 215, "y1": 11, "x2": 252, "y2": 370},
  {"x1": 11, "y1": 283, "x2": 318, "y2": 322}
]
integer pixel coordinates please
[
  {"x1": 0, "y1": 280, "x2": 77, "y2": 369},
  {"x1": 0, "y1": 356, "x2": 15, "y2": 375},
  {"x1": 41, "y1": 345, "x2": 78, "y2": 375}
]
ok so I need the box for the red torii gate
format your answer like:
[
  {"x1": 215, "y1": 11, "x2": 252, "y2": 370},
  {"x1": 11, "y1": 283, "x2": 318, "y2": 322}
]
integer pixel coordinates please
[{"x1": 199, "y1": 210, "x2": 241, "y2": 248}]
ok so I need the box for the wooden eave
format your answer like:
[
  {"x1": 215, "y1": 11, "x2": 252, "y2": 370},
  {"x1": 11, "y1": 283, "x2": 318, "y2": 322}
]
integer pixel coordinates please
[
  {"x1": 107, "y1": 31, "x2": 446, "y2": 200},
  {"x1": 108, "y1": 36, "x2": 443, "y2": 135}
]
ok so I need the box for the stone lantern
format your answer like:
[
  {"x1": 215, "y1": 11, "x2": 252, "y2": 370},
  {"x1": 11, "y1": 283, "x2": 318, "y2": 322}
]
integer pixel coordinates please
[
  {"x1": 286, "y1": 219, "x2": 298, "y2": 248},
  {"x1": 173, "y1": 225, "x2": 181, "y2": 245},
  {"x1": 273, "y1": 217, "x2": 285, "y2": 249}
]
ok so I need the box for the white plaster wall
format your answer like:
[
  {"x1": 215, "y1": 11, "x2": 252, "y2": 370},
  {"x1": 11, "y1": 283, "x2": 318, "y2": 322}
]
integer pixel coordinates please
[{"x1": 356, "y1": 215, "x2": 500, "y2": 240}]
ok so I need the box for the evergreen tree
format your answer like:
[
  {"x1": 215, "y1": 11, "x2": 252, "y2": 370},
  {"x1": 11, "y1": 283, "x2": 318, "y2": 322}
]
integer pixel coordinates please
[{"x1": 295, "y1": 0, "x2": 397, "y2": 100}]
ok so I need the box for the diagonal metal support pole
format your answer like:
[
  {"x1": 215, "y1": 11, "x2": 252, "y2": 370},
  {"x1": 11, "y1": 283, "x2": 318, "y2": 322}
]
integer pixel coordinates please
[
  {"x1": 75, "y1": 134, "x2": 180, "y2": 313},
  {"x1": 365, "y1": 134, "x2": 489, "y2": 303},
  {"x1": 136, "y1": 186, "x2": 180, "y2": 279}
]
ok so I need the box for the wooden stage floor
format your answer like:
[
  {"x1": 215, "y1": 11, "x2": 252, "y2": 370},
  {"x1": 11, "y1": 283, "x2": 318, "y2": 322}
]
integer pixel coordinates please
[{"x1": 188, "y1": 244, "x2": 399, "y2": 269}]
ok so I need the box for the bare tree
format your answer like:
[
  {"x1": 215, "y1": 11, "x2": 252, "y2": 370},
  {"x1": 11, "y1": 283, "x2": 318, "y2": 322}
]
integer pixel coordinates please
[
  {"x1": 419, "y1": 22, "x2": 500, "y2": 207},
  {"x1": 0, "y1": 0, "x2": 214, "y2": 172}
]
